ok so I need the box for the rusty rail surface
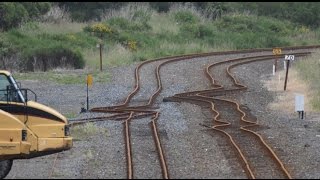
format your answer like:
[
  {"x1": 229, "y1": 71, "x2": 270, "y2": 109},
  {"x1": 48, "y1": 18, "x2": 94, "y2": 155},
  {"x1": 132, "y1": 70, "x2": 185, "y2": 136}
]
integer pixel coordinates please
[
  {"x1": 68, "y1": 45, "x2": 318, "y2": 179},
  {"x1": 164, "y1": 53, "x2": 312, "y2": 178}
]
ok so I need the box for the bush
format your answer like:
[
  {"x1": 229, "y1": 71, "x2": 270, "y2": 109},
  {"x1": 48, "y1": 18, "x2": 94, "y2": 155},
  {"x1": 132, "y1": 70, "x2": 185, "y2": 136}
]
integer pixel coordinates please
[
  {"x1": 0, "y1": 2, "x2": 51, "y2": 31},
  {"x1": 106, "y1": 17, "x2": 151, "y2": 32},
  {"x1": 198, "y1": 24, "x2": 216, "y2": 39},
  {"x1": 22, "y1": 45, "x2": 85, "y2": 72},
  {"x1": 132, "y1": 9, "x2": 152, "y2": 23},
  {"x1": 20, "y1": 2, "x2": 51, "y2": 19},
  {"x1": 1, "y1": 28, "x2": 92, "y2": 72},
  {"x1": 174, "y1": 11, "x2": 198, "y2": 24},
  {"x1": 179, "y1": 23, "x2": 200, "y2": 38},
  {"x1": 106, "y1": 17, "x2": 130, "y2": 30},
  {"x1": 0, "y1": 2, "x2": 29, "y2": 30}
]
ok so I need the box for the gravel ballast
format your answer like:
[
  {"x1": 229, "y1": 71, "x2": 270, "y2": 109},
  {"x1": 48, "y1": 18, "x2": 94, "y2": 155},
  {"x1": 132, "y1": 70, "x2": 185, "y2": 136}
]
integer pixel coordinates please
[{"x1": 5, "y1": 49, "x2": 320, "y2": 179}]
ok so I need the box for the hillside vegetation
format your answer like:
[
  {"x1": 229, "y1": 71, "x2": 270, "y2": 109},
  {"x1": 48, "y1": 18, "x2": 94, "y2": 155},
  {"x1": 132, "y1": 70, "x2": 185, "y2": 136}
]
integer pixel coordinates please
[
  {"x1": 1, "y1": 2, "x2": 319, "y2": 110},
  {"x1": 1, "y1": 2, "x2": 320, "y2": 72}
]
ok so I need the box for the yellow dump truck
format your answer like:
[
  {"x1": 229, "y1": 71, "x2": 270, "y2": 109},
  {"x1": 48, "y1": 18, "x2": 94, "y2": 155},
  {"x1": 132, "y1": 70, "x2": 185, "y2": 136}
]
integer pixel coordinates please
[{"x1": 0, "y1": 70, "x2": 72, "y2": 178}]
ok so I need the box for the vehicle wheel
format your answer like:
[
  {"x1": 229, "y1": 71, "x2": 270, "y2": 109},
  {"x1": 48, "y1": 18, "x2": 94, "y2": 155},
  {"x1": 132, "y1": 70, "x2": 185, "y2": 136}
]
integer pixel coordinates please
[{"x1": 0, "y1": 160, "x2": 13, "y2": 179}]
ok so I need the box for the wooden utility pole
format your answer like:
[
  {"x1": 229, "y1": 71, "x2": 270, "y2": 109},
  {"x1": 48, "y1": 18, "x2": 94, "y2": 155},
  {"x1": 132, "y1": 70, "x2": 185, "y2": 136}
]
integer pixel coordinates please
[
  {"x1": 100, "y1": 43, "x2": 102, "y2": 71},
  {"x1": 283, "y1": 60, "x2": 290, "y2": 91},
  {"x1": 99, "y1": 34, "x2": 103, "y2": 72},
  {"x1": 284, "y1": 55, "x2": 295, "y2": 91}
]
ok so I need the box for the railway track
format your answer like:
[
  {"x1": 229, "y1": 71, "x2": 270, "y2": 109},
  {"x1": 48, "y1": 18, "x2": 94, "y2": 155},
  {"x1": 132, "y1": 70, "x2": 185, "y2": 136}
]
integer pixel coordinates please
[
  {"x1": 165, "y1": 53, "x2": 312, "y2": 178},
  {"x1": 67, "y1": 45, "x2": 319, "y2": 179}
]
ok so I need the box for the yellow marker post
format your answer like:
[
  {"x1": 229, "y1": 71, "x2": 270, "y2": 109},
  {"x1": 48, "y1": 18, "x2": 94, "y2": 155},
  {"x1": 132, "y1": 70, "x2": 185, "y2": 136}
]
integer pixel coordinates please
[
  {"x1": 86, "y1": 74, "x2": 93, "y2": 111},
  {"x1": 87, "y1": 74, "x2": 93, "y2": 88}
]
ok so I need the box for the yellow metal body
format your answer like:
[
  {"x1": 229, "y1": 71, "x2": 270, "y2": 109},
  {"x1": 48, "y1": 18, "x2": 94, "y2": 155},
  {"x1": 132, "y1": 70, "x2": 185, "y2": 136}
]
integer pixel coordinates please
[
  {"x1": 0, "y1": 109, "x2": 31, "y2": 156},
  {"x1": 0, "y1": 70, "x2": 72, "y2": 161}
]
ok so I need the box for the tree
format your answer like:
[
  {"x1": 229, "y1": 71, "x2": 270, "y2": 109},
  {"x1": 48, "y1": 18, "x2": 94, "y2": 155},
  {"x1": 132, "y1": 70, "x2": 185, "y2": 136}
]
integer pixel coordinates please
[
  {"x1": 0, "y1": 2, "x2": 51, "y2": 31},
  {"x1": 0, "y1": 2, "x2": 28, "y2": 30}
]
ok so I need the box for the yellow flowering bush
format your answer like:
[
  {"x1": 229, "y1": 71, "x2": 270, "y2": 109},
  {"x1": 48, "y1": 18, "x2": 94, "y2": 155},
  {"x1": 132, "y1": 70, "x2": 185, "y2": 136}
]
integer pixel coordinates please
[
  {"x1": 91, "y1": 23, "x2": 112, "y2": 34},
  {"x1": 127, "y1": 40, "x2": 137, "y2": 51}
]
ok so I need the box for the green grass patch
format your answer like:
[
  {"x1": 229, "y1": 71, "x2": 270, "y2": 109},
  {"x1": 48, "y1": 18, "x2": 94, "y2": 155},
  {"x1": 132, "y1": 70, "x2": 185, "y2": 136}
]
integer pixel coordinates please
[
  {"x1": 14, "y1": 70, "x2": 110, "y2": 85},
  {"x1": 295, "y1": 52, "x2": 320, "y2": 111},
  {"x1": 63, "y1": 112, "x2": 78, "y2": 119},
  {"x1": 2, "y1": 5, "x2": 320, "y2": 73}
]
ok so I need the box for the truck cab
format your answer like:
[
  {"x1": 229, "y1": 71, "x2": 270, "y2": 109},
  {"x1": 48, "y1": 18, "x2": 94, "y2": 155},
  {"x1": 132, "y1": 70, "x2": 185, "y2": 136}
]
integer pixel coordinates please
[{"x1": 0, "y1": 70, "x2": 72, "y2": 178}]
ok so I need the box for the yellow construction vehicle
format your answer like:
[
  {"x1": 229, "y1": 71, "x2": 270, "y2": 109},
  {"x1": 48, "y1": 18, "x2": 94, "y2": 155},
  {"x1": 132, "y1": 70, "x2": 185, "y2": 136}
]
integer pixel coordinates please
[{"x1": 0, "y1": 70, "x2": 72, "y2": 179}]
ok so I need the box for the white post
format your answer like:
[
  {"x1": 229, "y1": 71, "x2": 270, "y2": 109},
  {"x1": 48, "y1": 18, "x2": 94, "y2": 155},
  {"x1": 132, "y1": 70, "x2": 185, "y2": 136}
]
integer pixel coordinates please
[
  {"x1": 295, "y1": 94, "x2": 305, "y2": 119},
  {"x1": 273, "y1": 64, "x2": 275, "y2": 75},
  {"x1": 295, "y1": 94, "x2": 304, "y2": 112}
]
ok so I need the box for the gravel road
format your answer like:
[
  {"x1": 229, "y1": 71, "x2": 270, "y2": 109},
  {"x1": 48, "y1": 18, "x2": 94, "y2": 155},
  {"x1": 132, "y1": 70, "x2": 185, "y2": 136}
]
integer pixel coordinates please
[{"x1": 5, "y1": 49, "x2": 320, "y2": 179}]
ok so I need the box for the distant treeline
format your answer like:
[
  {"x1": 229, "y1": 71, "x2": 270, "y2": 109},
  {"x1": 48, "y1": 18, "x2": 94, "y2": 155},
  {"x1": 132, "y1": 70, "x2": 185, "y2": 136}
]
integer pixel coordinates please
[{"x1": 1, "y1": 2, "x2": 320, "y2": 31}]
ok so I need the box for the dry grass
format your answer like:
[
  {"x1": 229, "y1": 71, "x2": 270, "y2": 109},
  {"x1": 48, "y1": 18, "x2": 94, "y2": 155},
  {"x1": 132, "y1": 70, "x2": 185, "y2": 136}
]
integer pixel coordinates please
[
  {"x1": 101, "y1": 2, "x2": 154, "y2": 22},
  {"x1": 169, "y1": 2, "x2": 207, "y2": 23},
  {"x1": 262, "y1": 68, "x2": 314, "y2": 115},
  {"x1": 149, "y1": 13, "x2": 179, "y2": 35},
  {"x1": 42, "y1": 5, "x2": 72, "y2": 23},
  {"x1": 71, "y1": 123, "x2": 108, "y2": 140},
  {"x1": 289, "y1": 31, "x2": 320, "y2": 45},
  {"x1": 83, "y1": 44, "x2": 134, "y2": 69},
  {"x1": 37, "y1": 21, "x2": 87, "y2": 34}
]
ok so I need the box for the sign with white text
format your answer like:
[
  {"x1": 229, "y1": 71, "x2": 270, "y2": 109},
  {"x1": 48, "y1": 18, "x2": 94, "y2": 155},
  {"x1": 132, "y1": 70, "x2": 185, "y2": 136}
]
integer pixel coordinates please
[{"x1": 285, "y1": 55, "x2": 295, "y2": 61}]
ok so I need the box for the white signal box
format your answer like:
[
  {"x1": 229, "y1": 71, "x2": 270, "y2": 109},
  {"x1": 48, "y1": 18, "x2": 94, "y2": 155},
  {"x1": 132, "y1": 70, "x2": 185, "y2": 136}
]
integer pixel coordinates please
[{"x1": 295, "y1": 94, "x2": 304, "y2": 112}]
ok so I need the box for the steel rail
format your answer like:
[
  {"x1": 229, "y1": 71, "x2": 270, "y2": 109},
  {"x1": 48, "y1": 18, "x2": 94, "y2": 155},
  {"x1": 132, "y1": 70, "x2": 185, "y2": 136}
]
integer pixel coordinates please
[
  {"x1": 163, "y1": 53, "x2": 313, "y2": 178},
  {"x1": 69, "y1": 45, "x2": 318, "y2": 179}
]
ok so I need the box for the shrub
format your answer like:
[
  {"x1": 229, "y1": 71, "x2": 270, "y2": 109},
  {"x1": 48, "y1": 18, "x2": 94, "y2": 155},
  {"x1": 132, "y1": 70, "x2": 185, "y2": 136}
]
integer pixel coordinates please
[
  {"x1": 0, "y1": 2, "x2": 51, "y2": 31},
  {"x1": 179, "y1": 23, "x2": 200, "y2": 38},
  {"x1": 106, "y1": 17, "x2": 130, "y2": 30},
  {"x1": 174, "y1": 10, "x2": 198, "y2": 24},
  {"x1": 198, "y1": 24, "x2": 216, "y2": 39},
  {"x1": 132, "y1": 9, "x2": 151, "y2": 23},
  {"x1": 20, "y1": 2, "x2": 51, "y2": 19},
  {"x1": 106, "y1": 17, "x2": 151, "y2": 32},
  {"x1": 0, "y1": 2, "x2": 29, "y2": 30},
  {"x1": 22, "y1": 45, "x2": 85, "y2": 72}
]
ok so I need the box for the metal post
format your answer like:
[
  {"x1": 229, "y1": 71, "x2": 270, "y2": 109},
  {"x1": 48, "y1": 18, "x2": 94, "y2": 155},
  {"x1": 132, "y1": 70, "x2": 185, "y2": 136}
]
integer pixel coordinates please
[
  {"x1": 100, "y1": 43, "x2": 102, "y2": 71},
  {"x1": 87, "y1": 79, "x2": 89, "y2": 111},
  {"x1": 274, "y1": 58, "x2": 277, "y2": 73},
  {"x1": 284, "y1": 60, "x2": 290, "y2": 91}
]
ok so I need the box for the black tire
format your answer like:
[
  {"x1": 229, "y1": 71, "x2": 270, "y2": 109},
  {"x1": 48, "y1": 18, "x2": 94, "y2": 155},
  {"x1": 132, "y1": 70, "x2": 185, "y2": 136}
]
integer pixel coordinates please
[{"x1": 0, "y1": 160, "x2": 13, "y2": 179}]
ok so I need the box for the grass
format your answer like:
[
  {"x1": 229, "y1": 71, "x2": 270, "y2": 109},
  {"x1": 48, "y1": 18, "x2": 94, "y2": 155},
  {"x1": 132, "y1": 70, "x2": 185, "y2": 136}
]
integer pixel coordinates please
[
  {"x1": 263, "y1": 52, "x2": 320, "y2": 113},
  {"x1": 63, "y1": 112, "x2": 78, "y2": 119},
  {"x1": 295, "y1": 51, "x2": 320, "y2": 111},
  {"x1": 19, "y1": 21, "x2": 87, "y2": 36},
  {"x1": 149, "y1": 13, "x2": 179, "y2": 35},
  {"x1": 14, "y1": 69, "x2": 110, "y2": 85},
  {"x1": 264, "y1": 68, "x2": 314, "y2": 114},
  {"x1": 2, "y1": 3, "x2": 320, "y2": 85},
  {"x1": 70, "y1": 123, "x2": 108, "y2": 140},
  {"x1": 84, "y1": 43, "x2": 135, "y2": 69}
]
